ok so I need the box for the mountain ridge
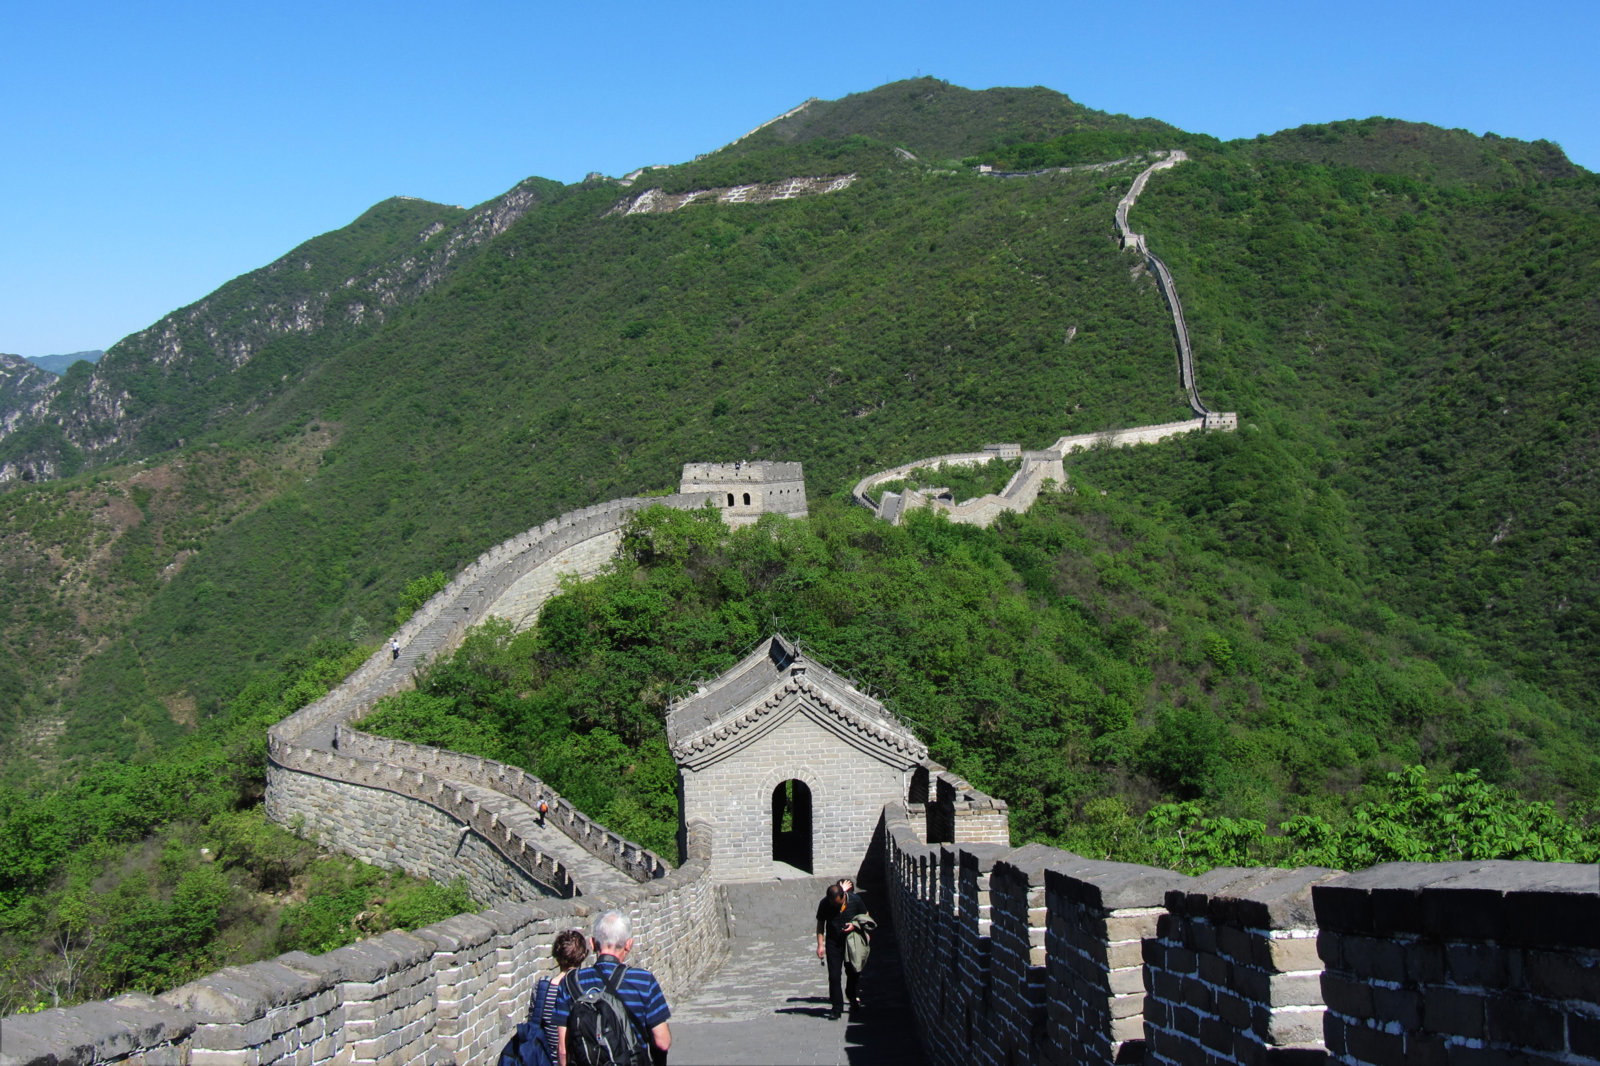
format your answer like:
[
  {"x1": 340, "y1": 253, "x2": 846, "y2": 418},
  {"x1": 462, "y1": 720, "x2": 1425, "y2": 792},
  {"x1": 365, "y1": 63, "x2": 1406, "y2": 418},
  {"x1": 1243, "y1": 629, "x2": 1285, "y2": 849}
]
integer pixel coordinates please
[{"x1": 0, "y1": 76, "x2": 1594, "y2": 808}]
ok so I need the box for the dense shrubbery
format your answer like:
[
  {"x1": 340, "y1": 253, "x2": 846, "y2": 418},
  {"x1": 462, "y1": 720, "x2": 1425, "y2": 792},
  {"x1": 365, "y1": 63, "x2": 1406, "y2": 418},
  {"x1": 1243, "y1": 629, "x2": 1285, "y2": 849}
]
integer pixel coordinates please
[
  {"x1": 0, "y1": 644, "x2": 475, "y2": 1012},
  {"x1": 870, "y1": 457, "x2": 1018, "y2": 502},
  {"x1": 363, "y1": 500, "x2": 1596, "y2": 869}
]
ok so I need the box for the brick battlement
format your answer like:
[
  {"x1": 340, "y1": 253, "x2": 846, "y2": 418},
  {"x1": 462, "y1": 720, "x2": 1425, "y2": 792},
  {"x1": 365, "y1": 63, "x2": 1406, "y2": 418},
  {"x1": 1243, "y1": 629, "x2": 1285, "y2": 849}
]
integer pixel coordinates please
[{"x1": 882, "y1": 797, "x2": 1600, "y2": 1065}]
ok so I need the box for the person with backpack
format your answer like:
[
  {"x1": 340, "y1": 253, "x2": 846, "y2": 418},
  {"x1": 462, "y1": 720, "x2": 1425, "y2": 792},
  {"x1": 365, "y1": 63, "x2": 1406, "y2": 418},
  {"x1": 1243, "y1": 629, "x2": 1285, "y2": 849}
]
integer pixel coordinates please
[
  {"x1": 551, "y1": 909, "x2": 671, "y2": 1066},
  {"x1": 498, "y1": 928, "x2": 588, "y2": 1066}
]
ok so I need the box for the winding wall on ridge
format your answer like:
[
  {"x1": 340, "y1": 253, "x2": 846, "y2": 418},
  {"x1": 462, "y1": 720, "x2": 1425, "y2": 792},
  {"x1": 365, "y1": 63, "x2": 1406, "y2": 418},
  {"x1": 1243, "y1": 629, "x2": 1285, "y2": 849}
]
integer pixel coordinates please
[
  {"x1": 264, "y1": 492, "x2": 719, "y2": 905},
  {"x1": 854, "y1": 151, "x2": 1235, "y2": 528}
]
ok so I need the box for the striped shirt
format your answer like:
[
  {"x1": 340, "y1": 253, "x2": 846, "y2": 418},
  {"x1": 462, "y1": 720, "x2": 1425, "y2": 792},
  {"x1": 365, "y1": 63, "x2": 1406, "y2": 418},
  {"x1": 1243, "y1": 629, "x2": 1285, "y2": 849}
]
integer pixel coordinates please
[
  {"x1": 535, "y1": 975, "x2": 560, "y2": 1057},
  {"x1": 549, "y1": 955, "x2": 671, "y2": 1040}
]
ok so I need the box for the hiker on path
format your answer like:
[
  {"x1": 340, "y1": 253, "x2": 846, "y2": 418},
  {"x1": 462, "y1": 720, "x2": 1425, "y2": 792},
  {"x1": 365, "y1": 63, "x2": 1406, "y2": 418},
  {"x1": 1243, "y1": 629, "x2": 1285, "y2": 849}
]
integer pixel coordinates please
[
  {"x1": 390, "y1": 638, "x2": 400, "y2": 661},
  {"x1": 552, "y1": 909, "x2": 671, "y2": 1066},
  {"x1": 815, "y1": 881, "x2": 867, "y2": 1019}
]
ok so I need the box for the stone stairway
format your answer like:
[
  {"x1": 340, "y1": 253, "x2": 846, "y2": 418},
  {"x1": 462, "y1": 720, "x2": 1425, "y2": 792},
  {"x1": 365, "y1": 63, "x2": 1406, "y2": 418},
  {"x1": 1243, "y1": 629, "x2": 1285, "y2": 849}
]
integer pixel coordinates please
[
  {"x1": 668, "y1": 878, "x2": 924, "y2": 1065},
  {"x1": 444, "y1": 780, "x2": 641, "y2": 899}
]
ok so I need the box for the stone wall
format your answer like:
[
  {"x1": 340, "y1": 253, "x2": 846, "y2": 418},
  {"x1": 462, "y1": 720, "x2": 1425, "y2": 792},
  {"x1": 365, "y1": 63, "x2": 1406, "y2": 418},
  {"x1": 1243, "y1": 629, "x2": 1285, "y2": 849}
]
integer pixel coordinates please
[
  {"x1": 678, "y1": 460, "x2": 808, "y2": 529},
  {"x1": 907, "y1": 761, "x2": 1011, "y2": 846},
  {"x1": 332, "y1": 727, "x2": 668, "y2": 883},
  {"x1": 1316, "y1": 861, "x2": 1600, "y2": 1065},
  {"x1": 880, "y1": 799, "x2": 1600, "y2": 1066},
  {"x1": 261, "y1": 488, "x2": 720, "y2": 904},
  {"x1": 0, "y1": 823, "x2": 728, "y2": 1066},
  {"x1": 264, "y1": 764, "x2": 567, "y2": 904}
]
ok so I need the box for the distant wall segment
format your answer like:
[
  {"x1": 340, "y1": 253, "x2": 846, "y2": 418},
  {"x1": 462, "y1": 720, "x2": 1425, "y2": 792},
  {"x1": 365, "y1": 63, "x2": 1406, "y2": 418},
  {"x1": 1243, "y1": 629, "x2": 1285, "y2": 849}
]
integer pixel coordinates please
[{"x1": 853, "y1": 152, "x2": 1234, "y2": 530}]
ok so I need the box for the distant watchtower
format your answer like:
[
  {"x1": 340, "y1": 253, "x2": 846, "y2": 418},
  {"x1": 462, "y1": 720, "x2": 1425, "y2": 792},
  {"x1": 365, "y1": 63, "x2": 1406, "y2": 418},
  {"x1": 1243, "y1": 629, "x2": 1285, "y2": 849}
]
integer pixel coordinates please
[{"x1": 680, "y1": 461, "x2": 807, "y2": 528}]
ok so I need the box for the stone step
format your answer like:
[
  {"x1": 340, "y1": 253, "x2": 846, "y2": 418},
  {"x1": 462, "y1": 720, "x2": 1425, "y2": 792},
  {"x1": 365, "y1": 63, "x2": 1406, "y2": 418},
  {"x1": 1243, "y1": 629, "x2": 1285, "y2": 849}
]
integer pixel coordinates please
[{"x1": 445, "y1": 780, "x2": 640, "y2": 900}]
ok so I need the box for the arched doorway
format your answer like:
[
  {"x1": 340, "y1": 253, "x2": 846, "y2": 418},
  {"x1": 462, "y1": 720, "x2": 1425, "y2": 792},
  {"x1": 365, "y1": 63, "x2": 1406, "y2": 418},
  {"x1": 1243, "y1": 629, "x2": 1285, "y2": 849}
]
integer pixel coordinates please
[{"x1": 771, "y1": 779, "x2": 813, "y2": 872}]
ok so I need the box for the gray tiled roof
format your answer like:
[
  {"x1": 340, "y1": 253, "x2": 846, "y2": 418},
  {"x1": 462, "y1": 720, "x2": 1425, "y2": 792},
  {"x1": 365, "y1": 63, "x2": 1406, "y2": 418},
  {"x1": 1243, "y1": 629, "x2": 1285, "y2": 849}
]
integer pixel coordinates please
[{"x1": 665, "y1": 635, "x2": 922, "y2": 759}]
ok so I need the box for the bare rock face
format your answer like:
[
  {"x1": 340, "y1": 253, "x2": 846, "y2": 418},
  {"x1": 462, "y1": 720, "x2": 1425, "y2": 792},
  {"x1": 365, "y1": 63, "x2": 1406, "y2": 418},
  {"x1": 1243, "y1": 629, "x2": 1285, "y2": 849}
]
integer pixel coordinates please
[{"x1": 0, "y1": 353, "x2": 60, "y2": 462}]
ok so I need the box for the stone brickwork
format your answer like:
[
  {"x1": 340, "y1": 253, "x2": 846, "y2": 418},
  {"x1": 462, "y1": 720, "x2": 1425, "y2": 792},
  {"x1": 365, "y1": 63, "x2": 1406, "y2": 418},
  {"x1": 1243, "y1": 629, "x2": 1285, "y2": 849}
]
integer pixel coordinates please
[
  {"x1": 264, "y1": 764, "x2": 568, "y2": 903},
  {"x1": 907, "y1": 762, "x2": 1012, "y2": 846},
  {"x1": 331, "y1": 727, "x2": 667, "y2": 883},
  {"x1": 1315, "y1": 861, "x2": 1600, "y2": 1065},
  {"x1": 667, "y1": 635, "x2": 929, "y2": 881},
  {"x1": 1144, "y1": 866, "x2": 1342, "y2": 1065},
  {"x1": 678, "y1": 461, "x2": 807, "y2": 528},
  {"x1": 881, "y1": 795, "x2": 1600, "y2": 1066},
  {"x1": 483, "y1": 528, "x2": 623, "y2": 632},
  {"x1": 0, "y1": 823, "x2": 727, "y2": 1066},
  {"x1": 1045, "y1": 858, "x2": 1189, "y2": 1064}
]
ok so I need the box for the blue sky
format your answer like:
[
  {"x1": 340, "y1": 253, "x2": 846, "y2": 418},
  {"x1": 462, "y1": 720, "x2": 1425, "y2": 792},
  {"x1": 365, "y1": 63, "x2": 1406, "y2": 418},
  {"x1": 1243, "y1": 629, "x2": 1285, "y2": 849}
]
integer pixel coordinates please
[{"x1": 4, "y1": 0, "x2": 1596, "y2": 359}]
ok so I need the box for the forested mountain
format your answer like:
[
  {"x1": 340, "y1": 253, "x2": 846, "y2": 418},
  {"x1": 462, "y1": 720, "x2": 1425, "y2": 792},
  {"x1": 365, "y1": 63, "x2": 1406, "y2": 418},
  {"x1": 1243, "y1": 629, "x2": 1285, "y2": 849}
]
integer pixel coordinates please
[
  {"x1": 24, "y1": 351, "x2": 103, "y2": 375},
  {"x1": 2, "y1": 79, "x2": 1598, "y2": 1005}
]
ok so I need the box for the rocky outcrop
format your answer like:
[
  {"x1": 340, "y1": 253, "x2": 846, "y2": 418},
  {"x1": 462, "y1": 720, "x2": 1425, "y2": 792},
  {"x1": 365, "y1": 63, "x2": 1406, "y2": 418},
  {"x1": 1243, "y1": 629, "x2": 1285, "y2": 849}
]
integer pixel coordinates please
[
  {"x1": 0, "y1": 354, "x2": 60, "y2": 481},
  {"x1": 606, "y1": 174, "x2": 857, "y2": 216}
]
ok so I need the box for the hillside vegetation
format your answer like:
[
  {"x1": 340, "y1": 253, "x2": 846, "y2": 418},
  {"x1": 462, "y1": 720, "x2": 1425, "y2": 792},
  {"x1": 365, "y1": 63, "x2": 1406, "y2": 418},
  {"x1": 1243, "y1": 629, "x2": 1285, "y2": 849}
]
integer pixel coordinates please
[
  {"x1": 361, "y1": 501, "x2": 1598, "y2": 868},
  {"x1": 0, "y1": 77, "x2": 1598, "y2": 1008}
]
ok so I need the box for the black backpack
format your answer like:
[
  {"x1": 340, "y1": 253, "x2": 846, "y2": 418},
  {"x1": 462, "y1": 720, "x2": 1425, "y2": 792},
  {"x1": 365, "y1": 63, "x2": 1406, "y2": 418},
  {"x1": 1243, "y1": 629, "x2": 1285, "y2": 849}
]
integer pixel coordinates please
[{"x1": 562, "y1": 964, "x2": 651, "y2": 1066}]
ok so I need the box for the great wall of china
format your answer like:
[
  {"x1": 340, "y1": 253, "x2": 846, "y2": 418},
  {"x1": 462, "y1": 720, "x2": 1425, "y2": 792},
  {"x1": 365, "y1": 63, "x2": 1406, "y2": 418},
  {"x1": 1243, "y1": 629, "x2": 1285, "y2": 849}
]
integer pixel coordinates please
[
  {"x1": 4, "y1": 156, "x2": 1596, "y2": 1066},
  {"x1": 853, "y1": 152, "x2": 1238, "y2": 528}
]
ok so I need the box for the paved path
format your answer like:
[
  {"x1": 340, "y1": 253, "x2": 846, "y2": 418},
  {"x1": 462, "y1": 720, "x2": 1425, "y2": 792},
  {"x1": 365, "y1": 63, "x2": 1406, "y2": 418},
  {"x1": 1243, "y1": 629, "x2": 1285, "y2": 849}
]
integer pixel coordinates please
[
  {"x1": 447, "y1": 780, "x2": 642, "y2": 899},
  {"x1": 669, "y1": 879, "x2": 925, "y2": 1065}
]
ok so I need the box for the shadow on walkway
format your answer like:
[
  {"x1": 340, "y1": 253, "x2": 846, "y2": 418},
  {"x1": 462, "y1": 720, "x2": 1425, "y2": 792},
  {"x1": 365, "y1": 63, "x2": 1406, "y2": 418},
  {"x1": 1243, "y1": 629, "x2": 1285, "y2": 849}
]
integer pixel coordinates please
[{"x1": 668, "y1": 879, "x2": 926, "y2": 1065}]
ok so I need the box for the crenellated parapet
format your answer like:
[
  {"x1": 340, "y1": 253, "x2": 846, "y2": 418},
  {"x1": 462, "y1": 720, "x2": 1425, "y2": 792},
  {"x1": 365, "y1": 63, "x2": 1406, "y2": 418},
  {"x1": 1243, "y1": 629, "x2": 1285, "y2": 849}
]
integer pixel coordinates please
[
  {"x1": 331, "y1": 725, "x2": 669, "y2": 883},
  {"x1": 0, "y1": 822, "x2": 728, "y2": 1066},
  {"x1": 882, "y1": 795, "x2": 1600, "y2": 1066},
  {"x1": 266, "y1": 736, "x2": 578, "y2": 898}
]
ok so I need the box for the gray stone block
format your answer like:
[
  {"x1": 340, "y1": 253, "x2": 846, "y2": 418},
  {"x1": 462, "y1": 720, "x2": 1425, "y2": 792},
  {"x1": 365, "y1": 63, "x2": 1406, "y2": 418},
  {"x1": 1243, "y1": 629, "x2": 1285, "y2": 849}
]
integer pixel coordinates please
[
  {"x1": 1208, "y1": 867, "x2": 1341, "y2": 931},
  {"x1": 1047, "y1": 857, "x2": 1191, "y2": 912}
]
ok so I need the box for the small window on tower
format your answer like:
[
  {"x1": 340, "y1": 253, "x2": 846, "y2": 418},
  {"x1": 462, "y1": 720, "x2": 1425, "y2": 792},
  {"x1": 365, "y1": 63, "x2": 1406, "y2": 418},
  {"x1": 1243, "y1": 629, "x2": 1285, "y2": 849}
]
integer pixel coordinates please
[
  {"x1": 727, "y1": 493, "x2": 735, "y2": 506},
  {"x1": 743, "y1": 493, "x2": 751, "y2": 506}
]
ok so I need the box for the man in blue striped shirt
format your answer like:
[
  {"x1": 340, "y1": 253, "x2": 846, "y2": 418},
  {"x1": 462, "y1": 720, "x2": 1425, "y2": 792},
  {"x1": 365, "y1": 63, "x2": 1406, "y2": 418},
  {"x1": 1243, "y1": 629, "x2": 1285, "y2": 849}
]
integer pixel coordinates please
[{"x1": 552, "y1": 910, "x2": 672, "y2": 1066}]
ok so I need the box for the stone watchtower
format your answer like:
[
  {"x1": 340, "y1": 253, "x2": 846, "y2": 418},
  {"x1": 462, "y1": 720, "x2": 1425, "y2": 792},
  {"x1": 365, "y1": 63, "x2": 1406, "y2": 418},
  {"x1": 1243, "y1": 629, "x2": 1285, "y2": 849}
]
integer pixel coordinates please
[
  {"x1": 680, "y1": 461, "x2": 807, "y2": 529},
  {"x1": 666, "y1": 635, "x2": 927, "y2": 881}
]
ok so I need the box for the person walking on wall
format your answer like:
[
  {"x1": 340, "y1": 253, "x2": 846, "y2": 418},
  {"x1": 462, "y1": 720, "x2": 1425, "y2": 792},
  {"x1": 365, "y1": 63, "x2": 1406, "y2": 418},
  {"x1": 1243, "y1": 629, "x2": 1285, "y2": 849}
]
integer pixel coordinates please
[
  {"x1": 815, "y1": 881, "x2": 866, "y2": 1019},
  {"x1": 539, "y1": 930, "x2": 589, "y2": 1059},
  {"x1": 499, "y1": 928, "x2": 588, "y2": 1066},
  {"x1": 551, "y1": 909, "x2": 672, "y2": 1066}
]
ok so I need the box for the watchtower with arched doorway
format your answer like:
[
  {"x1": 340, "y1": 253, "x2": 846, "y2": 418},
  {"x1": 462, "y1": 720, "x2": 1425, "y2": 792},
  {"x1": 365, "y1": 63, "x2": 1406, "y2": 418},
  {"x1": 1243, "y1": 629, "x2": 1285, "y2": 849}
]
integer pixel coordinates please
[{"x1": 666, "y1": 635, "x2": 927, "y2": 881}]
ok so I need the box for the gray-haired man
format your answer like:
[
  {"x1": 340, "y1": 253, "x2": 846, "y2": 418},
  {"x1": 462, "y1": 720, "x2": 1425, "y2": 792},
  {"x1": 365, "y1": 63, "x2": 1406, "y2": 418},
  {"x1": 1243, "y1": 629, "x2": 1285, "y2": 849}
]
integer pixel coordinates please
[{"x1": 551, "y1": 910, "x2": 672, "y2": 1065}]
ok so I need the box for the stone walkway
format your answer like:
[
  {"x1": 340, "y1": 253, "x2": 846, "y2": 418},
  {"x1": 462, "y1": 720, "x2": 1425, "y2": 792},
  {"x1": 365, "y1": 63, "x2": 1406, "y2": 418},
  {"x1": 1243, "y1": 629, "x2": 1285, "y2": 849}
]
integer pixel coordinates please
[
  {"x1": 446, "y1": 780, "x2": 642, "y2": 900},
  {"x1": 668, "y1": 878, "x2": 925, "y2": 1065}
]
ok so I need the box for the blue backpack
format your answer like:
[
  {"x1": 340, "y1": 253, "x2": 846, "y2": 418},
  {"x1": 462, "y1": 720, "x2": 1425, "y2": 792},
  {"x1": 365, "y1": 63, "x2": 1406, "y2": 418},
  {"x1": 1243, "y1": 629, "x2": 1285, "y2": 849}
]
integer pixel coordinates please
[{"x1": 497, "y1": 976, "x2": 557, "y2": 1066}]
